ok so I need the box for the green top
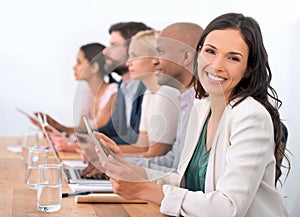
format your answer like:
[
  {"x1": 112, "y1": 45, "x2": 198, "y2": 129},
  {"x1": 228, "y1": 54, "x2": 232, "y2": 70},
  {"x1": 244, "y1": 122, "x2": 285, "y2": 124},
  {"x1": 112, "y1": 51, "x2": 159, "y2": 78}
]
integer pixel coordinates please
[{"x1": 185, "y1": 112, "x2": 211, "y2": 192}]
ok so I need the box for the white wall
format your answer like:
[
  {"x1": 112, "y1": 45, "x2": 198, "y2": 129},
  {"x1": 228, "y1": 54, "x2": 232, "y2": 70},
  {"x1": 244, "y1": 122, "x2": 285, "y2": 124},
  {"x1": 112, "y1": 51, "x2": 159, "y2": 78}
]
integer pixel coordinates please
[{"x1": 0, "y1": 0, "x2": 299, "y2": 215}]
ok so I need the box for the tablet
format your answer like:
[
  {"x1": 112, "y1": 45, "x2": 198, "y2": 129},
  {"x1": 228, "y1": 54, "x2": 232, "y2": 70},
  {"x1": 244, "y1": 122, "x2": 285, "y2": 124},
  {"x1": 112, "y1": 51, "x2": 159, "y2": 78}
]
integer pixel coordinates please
[
  {"x1": 36, "y1": 113, "x2": 53, "y2": 147},
  {"x1": 16, "y1": 107, "x2": 39, "y2": 122},
  {"x1": 35, "y1": 113, "x2": 64, "y2": 163},
  {"x1": 36, "y1": 112, "x2": 68, "y2": 142},
  {"x1": 83, "y1": 117, "x2": 109, "y2": 161}
]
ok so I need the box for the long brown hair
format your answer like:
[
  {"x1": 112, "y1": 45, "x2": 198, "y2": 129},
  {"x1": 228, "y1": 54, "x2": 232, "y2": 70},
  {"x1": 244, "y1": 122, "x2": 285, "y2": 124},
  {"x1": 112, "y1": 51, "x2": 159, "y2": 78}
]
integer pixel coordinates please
[{"x1": 193, "y1": 13, "x2": 290, "y2": 186}]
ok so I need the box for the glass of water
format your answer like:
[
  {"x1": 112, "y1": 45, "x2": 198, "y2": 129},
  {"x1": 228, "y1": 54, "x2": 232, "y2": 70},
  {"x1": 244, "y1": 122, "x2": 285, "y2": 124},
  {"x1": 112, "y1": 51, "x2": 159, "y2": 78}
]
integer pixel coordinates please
[
  {"x1": 26, "y1": 148, "x2": 48, "y2": 189},
  {"x1": 37, "y1": 164, "x2": 62, "y2": 212},
  {"x1": 21, "y1": 129, "x2": 40, "y2": 163}
]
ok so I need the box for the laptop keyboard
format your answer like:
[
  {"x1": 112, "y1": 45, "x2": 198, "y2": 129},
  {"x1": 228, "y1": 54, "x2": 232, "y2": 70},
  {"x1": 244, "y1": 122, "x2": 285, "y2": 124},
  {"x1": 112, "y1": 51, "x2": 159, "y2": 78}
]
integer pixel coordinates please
[
  {"x1": 64, "y1": 168, "x2": 109, "y2": 180},
  {"x1": 76, "y1": 168, "x2": 109, "y2": 180}
]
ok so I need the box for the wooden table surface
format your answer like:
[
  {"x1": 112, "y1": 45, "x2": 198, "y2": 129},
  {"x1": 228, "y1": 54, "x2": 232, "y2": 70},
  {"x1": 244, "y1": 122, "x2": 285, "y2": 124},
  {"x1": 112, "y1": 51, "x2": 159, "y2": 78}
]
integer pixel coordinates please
[{"x1": 0, "y1": 137, "x2": 167, "y2": 217}]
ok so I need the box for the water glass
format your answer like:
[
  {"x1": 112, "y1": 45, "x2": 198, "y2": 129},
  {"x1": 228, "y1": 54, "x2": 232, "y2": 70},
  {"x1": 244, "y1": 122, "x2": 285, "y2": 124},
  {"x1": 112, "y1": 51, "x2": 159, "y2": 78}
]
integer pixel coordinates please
[
  {"x1": 37, "y1": 164, "x2": 62, "y2": 212},
  {"x1": 26, "y1": 148, "x2": 48, "y2": 189},
  {"x1": 21, "y1": 130, "x2": 40, "y2": 163}
]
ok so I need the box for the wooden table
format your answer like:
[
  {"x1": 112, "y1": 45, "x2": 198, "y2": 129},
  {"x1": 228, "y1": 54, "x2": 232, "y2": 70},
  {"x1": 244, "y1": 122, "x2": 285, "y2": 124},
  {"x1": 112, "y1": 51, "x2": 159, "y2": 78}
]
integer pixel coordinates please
[{"x1": 0, "y1": 137, "x2": 167, "y2": 217}]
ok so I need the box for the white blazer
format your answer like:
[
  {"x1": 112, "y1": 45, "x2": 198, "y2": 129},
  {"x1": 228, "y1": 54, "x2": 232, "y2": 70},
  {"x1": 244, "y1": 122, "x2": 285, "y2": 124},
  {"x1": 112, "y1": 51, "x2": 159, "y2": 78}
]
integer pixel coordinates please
[{"x1": 146, "y1": 97, "x2": 289, "y2": 217}]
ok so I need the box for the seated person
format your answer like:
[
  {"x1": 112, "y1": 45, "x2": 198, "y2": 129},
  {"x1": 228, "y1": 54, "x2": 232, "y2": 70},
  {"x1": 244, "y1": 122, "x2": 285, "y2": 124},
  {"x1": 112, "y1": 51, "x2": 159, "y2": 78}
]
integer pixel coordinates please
[
  {"x1": 34, "y1": 43, "x2": 118, "y2": 151},
  {"x1": 95, "y1": 22, "x2": 153, "y2": 145},
  {"x1": 117, "y1": 29, "x2": 180, "y2": 157}
]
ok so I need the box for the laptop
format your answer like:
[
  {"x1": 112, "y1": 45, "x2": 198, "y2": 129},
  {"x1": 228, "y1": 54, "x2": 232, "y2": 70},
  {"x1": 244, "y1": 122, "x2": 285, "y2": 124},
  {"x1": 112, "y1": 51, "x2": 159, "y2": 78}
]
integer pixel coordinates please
[{"x1": 37, "y1": 113, "x2": 110, "y2": 185}]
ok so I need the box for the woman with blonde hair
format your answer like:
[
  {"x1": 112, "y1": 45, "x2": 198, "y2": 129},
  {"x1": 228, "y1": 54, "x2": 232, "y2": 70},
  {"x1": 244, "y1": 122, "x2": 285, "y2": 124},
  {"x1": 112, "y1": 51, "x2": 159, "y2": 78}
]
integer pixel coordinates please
[{"x1": 117, "y1": 29, "x2": 180, "y2": 157}]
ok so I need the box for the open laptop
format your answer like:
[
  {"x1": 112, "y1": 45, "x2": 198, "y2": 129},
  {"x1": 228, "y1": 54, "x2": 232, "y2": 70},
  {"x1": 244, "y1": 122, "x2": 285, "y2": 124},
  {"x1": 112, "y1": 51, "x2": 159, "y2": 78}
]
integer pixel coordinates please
[{"x1": 37, "y1": 113, "x2": 110, "y2": 185}]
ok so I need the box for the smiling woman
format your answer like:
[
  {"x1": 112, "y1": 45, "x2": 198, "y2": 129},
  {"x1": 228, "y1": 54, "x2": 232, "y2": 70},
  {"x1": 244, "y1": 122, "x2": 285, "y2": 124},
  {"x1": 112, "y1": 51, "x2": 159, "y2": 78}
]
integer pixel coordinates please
[{"x1": 198, "y1": 29, "x2": 248, "y2": 102}]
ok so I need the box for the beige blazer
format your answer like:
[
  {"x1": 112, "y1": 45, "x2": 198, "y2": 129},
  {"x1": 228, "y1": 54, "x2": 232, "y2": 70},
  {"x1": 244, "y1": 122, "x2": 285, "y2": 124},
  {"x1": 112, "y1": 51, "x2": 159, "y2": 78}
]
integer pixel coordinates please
[{"x1": 152, "y1": 97, "x2": 289, "y2": 217}]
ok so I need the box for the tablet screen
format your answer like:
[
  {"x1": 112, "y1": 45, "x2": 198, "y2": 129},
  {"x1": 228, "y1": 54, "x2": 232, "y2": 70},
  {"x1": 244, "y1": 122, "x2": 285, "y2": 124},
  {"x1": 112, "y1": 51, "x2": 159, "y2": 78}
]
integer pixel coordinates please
[
  {"x1": 36, "y1": 113, "x2": 61, "y2": 163},
  {"x1": 16, "y1": 108, "x2": 39, "y2": 122},
  {"x1": 83, "y1": 117, "x2": 109, "y2": 161}
]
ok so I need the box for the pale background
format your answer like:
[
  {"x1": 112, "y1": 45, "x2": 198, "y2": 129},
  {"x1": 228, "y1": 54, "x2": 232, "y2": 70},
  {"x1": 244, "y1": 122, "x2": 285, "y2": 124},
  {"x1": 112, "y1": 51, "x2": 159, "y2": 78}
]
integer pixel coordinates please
[{"x1": 0, "y1": 0, "x2": 299, "y2": 215}]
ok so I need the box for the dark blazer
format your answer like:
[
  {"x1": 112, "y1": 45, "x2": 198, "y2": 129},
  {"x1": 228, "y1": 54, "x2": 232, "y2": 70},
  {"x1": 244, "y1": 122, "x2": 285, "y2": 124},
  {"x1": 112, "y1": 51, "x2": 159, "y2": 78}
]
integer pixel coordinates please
[{"x1": 97, "y1": 80, "x2": 146, "y2": 144}]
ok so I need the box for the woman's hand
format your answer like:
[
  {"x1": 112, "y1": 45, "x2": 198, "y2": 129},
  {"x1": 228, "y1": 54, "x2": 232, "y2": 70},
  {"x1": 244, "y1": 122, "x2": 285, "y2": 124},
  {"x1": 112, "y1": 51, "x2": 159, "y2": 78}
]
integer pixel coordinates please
[
  {"x1": 35, "y1": 112, "x2": 72, "y2": 135},
  {"x1": 101, "y1": 154, "x2": 151, "y2": 201},
  {"x1": 101, "y1": 154, "x2": 146, "y2": 182},
  {"x1": 109, "y1": 175, "x2": 164, "y2": 205},
  {"x1": 109, "y1": 177, "x2": 149, "y2": 200},
  {"x1": 28, "y1": 115, "x2": 42, "y2": 130},
  {"x1": 47, "y1": 129, "x2": 78, "y2": 152},
  {"x1": 93, "y1": 133, "x2": 165, "y2": 205}
]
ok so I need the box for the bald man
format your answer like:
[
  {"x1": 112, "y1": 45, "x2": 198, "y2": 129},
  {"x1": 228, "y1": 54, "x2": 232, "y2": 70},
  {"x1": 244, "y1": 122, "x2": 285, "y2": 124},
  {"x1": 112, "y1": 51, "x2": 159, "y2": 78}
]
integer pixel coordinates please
[{"x1": 125, "y1": 22, "x2": 203, "y2": 172}]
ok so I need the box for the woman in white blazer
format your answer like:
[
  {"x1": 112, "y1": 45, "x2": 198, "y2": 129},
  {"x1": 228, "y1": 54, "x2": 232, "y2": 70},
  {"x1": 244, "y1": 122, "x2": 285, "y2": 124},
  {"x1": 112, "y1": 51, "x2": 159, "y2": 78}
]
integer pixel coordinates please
[{"x1": 96, "y1": 13, "x2": 290, "y2": 217}]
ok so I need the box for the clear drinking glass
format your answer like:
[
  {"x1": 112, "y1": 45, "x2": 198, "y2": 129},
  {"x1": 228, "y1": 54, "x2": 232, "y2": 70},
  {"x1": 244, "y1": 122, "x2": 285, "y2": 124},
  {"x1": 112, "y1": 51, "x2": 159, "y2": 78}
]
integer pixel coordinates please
[
  {"x1": 21, "y1": 129, "x2": 40, "y2": 163},
  {"x1": 26, "y1": 148, "x2": 48, "y2": 189},
  {"x1": 37, "y1": 164, "x2": 62, "y2": 212}
]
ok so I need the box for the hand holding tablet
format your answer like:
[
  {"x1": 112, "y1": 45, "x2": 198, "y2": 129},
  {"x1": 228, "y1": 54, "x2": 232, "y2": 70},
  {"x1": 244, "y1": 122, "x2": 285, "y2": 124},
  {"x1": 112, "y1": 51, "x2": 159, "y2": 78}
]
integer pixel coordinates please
[{"x1": 83, "y1": 117, "x2": 110, "y2": 162}]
